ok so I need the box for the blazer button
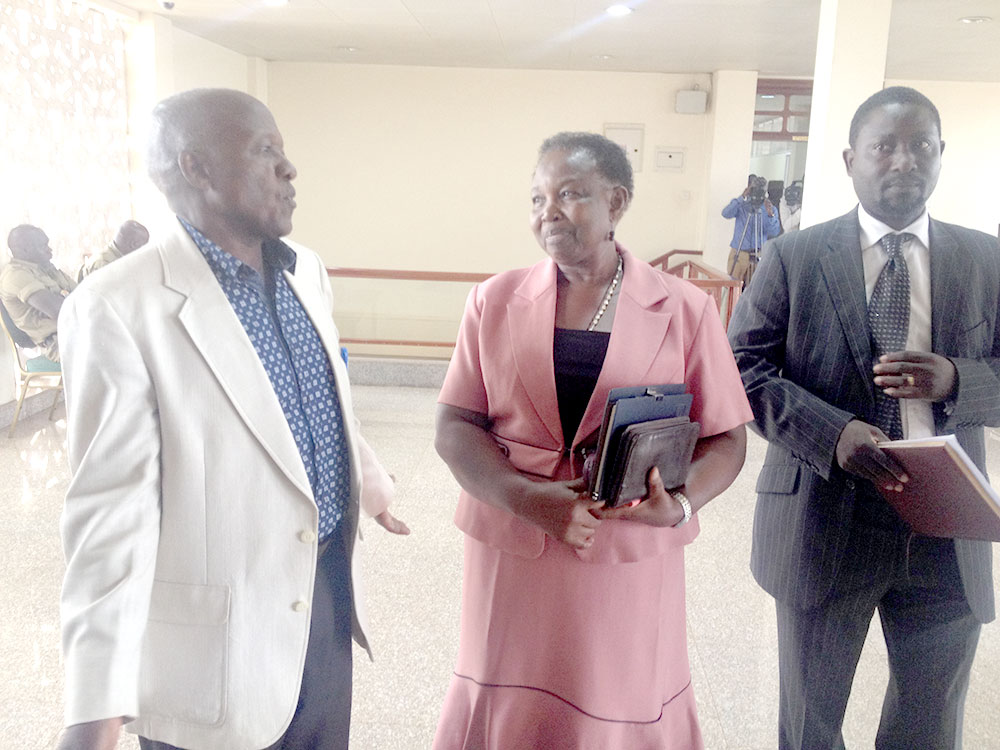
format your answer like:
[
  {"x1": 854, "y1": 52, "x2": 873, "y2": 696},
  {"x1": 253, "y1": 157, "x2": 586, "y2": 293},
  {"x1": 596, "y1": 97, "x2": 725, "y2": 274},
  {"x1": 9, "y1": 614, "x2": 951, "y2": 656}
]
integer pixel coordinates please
[
  {"x1": 292, "y1": 600, "x2": 309, "y2": 613},
  {"x1": 845, "y1": 479, "x2": 855, "y2": 490},
  {"x1": 299, "y1": 530, "x2": 317, "y2": 543}
]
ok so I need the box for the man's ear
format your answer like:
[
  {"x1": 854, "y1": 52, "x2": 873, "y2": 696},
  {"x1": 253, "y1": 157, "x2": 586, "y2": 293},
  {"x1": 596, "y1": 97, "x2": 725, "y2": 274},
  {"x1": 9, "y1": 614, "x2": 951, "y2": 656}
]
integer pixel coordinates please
[
  {"x1": 940, "y1": 140, "x2": 946, "y2": 157},
  {"x1": 178, "y1": 150, "x2": 211, "y2": 190},
  {"x1": 842, "y1": 147, "x2": 854, "y2": 176}
]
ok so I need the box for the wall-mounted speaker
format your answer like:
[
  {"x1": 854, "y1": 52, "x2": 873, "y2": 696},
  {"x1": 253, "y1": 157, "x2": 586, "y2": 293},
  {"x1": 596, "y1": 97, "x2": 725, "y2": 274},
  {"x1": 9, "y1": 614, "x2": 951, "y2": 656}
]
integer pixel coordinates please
[{"x1": 675, "y1": 89, "x2": 708, "y2": 114}]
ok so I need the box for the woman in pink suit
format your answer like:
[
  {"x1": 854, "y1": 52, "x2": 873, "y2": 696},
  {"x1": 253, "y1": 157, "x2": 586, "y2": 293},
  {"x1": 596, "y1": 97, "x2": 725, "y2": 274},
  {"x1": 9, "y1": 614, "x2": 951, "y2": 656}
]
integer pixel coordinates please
[{"x1": 433, "y1": 132, "x2": 753, "y2": 749}]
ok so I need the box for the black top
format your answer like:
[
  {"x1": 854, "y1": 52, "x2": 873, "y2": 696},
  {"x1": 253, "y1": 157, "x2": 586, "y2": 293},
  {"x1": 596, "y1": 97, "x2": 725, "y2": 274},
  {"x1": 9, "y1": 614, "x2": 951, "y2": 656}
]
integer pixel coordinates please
[{"x1": 553, "y1": 327, "x2": 610, "y2": 445}]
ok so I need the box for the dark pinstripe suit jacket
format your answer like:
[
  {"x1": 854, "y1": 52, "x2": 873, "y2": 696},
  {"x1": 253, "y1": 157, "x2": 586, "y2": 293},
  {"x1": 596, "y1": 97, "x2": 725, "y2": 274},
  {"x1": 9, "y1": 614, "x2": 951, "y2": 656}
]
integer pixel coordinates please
[{"x1": 728, "y1": 209, "x2": 1000, "y2": 623}]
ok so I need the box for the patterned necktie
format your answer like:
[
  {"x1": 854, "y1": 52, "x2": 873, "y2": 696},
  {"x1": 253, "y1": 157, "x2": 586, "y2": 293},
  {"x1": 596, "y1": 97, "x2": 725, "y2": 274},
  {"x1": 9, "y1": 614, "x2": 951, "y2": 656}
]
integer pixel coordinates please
[{"x1": 868, "y1": 232, "x2": 913, "y2": 440}]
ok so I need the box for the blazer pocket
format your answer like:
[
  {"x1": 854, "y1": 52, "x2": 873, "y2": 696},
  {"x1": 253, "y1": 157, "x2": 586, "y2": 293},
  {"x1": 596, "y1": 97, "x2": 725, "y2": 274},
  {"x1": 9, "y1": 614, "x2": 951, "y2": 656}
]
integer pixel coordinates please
[
  {"x1": 492, "y1": 433, "x2": 562, "y2": 478},
  {"x1": 140, "y1": 581, "x2": 231, "y2": 726},
  {"x1": 956, "y1": 317, "x2": 990, "y2": 355},
  {"x1": 755, "y1": 463, "x2": 801, "y2": 495}
]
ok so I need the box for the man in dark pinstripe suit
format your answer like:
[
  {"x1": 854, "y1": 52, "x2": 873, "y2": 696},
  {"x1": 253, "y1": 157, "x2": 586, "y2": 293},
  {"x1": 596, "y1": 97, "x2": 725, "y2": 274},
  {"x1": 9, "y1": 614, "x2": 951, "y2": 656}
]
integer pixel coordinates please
[{"x1": 729, "y1": 86, "x2": 1000, "y2": 749}]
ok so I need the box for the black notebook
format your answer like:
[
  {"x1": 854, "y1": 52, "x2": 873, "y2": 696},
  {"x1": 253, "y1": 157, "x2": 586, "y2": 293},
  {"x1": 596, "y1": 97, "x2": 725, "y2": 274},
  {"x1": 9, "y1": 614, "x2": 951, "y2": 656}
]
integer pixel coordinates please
[{"x1": 586, "y1": 384, "x2": 700, "y2": 507}]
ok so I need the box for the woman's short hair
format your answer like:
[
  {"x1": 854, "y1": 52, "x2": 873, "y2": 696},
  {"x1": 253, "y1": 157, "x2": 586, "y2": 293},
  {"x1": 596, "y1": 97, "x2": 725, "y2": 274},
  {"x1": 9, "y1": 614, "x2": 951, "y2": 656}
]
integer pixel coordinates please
[{"x1": 538, "y1": 132, "x2": 634, "y2": 200}]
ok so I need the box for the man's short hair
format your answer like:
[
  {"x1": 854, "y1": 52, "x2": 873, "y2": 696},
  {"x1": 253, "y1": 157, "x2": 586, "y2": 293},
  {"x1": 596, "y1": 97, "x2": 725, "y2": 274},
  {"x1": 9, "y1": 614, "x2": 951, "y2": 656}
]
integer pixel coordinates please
[
  {"x1": 146, "y1": 88, "x2": 254, "y2": 201},
  {"x1": 7, "y1": 224, "x2": 38, "y2": 253},
  {"x1": 848, "y1": 86, "x2": 942, "y2": 147},
  {"x1": 538, "y1": 132, "x2": 635, "y2": 200}
]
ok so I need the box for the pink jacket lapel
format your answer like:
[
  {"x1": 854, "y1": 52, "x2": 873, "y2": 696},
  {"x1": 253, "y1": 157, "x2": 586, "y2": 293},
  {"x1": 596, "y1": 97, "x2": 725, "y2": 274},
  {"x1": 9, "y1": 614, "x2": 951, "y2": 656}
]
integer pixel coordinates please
[
  {"x1": 503, "y1": 248, "x2": 675, "y2": 450},
  {"x1": 506, "y1": 259, "x2": 564, "y2": 447}
]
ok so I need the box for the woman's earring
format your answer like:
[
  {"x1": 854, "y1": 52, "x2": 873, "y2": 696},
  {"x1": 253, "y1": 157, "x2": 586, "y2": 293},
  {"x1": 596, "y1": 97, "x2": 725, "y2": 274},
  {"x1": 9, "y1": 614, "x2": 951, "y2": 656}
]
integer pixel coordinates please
[{"x1": 608, "y1": 229, "x2": 615, "y2": 241}]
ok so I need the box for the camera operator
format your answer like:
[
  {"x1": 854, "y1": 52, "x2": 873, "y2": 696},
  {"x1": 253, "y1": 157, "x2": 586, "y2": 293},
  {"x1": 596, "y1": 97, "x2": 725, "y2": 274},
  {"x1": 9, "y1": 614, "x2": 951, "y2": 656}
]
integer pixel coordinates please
[
  {"x1": 722, "y1": 174, "x2": 781, "y2": 287},
  {"x1": 780, "y1": 180, "x2": 803, "y2": 235}
]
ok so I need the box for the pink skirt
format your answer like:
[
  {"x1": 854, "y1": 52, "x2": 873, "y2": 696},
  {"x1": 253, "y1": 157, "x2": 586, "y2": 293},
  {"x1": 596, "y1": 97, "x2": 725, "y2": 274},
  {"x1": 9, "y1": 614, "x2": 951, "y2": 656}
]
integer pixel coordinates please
[{"x1": 433, "y1": 533, "x2": 703, "y2": 750}]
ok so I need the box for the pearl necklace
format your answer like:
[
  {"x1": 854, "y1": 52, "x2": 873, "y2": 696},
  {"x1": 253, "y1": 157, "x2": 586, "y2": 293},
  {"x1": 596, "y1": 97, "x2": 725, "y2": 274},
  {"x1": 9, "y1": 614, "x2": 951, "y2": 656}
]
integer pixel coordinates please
[{"x1": 587, "y1": 254, "x2": 623, "y2": 332}]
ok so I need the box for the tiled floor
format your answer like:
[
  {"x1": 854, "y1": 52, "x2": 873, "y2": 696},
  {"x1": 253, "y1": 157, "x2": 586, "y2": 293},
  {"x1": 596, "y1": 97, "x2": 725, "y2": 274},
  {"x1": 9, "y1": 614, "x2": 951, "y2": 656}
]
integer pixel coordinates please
[{"x1": 4, "y1": 385, "x2": 1000, "y2": 749}]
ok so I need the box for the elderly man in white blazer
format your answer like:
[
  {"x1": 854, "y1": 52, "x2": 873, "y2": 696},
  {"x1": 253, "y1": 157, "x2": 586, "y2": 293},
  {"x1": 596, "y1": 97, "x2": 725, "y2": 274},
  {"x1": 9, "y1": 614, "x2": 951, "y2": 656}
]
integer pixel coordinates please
[{"x1": 56, "y1": 88, "x2": 408, "y2": 750}]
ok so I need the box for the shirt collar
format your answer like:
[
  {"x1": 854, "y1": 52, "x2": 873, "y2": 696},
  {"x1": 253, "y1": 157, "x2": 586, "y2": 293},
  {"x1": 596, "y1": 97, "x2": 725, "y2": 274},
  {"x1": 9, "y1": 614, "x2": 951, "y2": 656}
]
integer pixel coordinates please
[
  {"x1": 857, "y1": 204, "x2": 930, "y2": 251},
  {"x1": 178, "y1": 216, "x2": 297, "y2": 279}
]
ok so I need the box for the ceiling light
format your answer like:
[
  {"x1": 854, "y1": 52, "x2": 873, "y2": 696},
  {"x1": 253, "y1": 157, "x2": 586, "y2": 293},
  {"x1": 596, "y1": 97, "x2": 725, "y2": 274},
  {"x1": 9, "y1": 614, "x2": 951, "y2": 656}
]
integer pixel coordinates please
[
  {"x1": 336, "y1": 46, "x2": 360, "y2": 53},
  {"x1": 595, "y1": 54, "x2": 614, "y2": 60},
  {"x1": 606, "y1": 4, "x2": 633, "y2": 17},
  {"x1": 958, "y1": 16, "x2": 991, "y2": 24},
  {"x1": 262, "y1": 0, "x2": 287, "y2": 6}
]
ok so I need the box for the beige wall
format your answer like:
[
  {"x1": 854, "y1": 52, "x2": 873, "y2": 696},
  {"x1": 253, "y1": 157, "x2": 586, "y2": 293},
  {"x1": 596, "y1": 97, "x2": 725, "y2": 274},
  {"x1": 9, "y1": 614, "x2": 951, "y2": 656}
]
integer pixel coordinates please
[
  {"x1": 886, "y1": 79, "x2": 1000, "y2": 236},
  {"x1": 267, "y1": 63, "x2": 714, "y2": 345}
]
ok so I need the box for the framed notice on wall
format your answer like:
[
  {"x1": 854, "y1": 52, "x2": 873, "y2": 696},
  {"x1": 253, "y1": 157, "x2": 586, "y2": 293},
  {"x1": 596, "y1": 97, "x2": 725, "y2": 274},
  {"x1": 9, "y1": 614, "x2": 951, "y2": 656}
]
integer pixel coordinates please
[{"x1": 604, "y1": 123, "x2": 644, "y2": 173}]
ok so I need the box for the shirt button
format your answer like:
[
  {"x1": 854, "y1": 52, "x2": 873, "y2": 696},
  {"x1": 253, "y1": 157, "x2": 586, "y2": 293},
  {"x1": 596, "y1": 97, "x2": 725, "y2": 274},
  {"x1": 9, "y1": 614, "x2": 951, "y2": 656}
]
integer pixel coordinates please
[
  {"x1": 292, "y1": 600, "x2": 309, "y2": 613},
  {"x1": 299, "y1": 530, "x2": 317, "y2": 543}
]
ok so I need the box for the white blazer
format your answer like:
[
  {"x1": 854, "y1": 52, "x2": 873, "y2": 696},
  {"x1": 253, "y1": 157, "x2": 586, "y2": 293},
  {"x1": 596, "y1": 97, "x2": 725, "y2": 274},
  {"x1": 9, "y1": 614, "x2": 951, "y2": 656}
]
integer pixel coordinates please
[{"x1": 58, "y1": 219, "x2": 394, "y2": 749}]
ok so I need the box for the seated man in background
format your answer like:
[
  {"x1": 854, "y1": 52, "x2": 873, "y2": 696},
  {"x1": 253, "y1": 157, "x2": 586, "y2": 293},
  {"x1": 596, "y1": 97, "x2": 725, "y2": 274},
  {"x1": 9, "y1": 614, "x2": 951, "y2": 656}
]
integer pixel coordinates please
[
  {"x1": 0, "y1": 224, "x2": 76, "y2": 361},
  {"x1": 79, "y1": 219, "x2": 149, "y2": 280}
]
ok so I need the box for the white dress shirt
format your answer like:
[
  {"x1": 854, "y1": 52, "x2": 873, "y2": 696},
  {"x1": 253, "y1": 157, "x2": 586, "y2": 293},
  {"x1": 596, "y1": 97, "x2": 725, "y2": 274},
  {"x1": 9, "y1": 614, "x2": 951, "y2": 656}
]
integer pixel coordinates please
[{"x1": 857, "y1": 205, "x2": 934, "y2": 439}]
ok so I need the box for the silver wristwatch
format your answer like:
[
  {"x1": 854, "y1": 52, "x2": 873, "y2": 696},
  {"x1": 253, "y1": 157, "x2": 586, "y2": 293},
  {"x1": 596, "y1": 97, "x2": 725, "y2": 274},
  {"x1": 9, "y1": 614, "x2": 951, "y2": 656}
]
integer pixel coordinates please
[{"x1": 670, "y1": 490, "x2": 692, "y2": 527}]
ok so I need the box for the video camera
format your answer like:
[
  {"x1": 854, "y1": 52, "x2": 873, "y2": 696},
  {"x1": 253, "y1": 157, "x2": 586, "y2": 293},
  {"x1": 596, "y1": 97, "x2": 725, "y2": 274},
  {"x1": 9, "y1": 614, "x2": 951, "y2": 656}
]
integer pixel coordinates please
[
  {"x1": 784, "y1": 181, "x2": 803, "y2": 207},
  {"x1": 747, "y1": 175, "x2": 768, "y2": 210}
]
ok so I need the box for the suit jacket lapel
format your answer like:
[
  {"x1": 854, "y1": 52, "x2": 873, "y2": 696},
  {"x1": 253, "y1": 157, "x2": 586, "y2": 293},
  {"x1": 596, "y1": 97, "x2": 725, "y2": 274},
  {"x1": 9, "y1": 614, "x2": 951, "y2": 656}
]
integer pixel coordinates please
[
  {"x1": 929, "y1": 219, "x2": 968, "y2": 353},
  {"x1": 506, "y1": 260, "x2": 564, "y2": 447},
  {"x1": 819, "y1": 211, "x2": 875, "y2": 399},
  {"x1": 160, "y1": 223, "x2": 313, "y2": 499}
]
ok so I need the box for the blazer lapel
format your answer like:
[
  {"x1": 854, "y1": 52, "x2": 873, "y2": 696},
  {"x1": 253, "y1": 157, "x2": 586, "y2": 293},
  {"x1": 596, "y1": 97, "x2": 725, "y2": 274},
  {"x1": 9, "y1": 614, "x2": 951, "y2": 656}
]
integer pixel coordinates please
[
  {"x1": 819, "y1": 212, "x2": 875, "y2": 397},
  {"x1": 574, "y1": 248, "x2": 672, "y2": 447},
  {"x1": 929, "y1": 219, "x2": 969, "y2": 353},
  {"x1": 160, "y1": 224, "x2": 313, "y2": 499},
  {"x1": 506, "y1": 260, "x2": 564, "y2": 447}
]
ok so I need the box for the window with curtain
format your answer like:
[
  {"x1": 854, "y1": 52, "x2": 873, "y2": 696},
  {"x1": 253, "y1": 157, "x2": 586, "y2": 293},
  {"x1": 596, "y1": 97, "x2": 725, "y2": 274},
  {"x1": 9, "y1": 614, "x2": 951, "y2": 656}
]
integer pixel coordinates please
[{"x1": 0, "y1": 0, "x2": 131, "y2": 271}]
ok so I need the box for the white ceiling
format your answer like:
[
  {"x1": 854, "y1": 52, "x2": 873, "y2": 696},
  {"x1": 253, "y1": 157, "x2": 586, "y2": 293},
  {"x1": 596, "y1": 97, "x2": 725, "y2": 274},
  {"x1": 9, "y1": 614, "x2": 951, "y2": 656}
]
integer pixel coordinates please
[{"x1": 121, "y1": 0, "x2": 1000, "y2": 81}]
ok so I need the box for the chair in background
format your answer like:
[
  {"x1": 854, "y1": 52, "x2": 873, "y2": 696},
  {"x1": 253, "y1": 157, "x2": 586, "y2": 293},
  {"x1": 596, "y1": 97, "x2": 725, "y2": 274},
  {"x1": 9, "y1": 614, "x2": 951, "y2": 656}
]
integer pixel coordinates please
[{"x1": 0, "y1": 301, "x2": 62, "y2": 437}]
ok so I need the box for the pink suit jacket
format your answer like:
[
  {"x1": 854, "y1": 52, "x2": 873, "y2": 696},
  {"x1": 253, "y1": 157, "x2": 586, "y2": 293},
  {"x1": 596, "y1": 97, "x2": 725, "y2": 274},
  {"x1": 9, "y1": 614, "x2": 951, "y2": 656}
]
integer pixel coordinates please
[{"x1": 440, "y1": 247, "x2": 753, "y2": 565}]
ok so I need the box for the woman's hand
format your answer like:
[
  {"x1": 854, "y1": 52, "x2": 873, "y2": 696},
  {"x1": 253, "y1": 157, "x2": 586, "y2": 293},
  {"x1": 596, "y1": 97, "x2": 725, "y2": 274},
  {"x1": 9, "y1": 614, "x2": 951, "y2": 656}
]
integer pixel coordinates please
[
  {"x1": 512, "y1": 476, "x2": 604, "y2": 549},
  {"x1": 596, "y1": 467, "x2": 686, "y2": 527}
]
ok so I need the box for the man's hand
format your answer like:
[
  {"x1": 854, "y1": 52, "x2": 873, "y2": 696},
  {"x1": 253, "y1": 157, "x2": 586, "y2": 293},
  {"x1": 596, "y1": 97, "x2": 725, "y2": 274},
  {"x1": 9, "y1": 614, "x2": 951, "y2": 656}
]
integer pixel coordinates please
[
  {"x1": 57, "y1": 718, "x2": 124, "y2": 750},
  {"x1": 764, "y1": 198, "x2": 775, "y2": 216},
  {"x1": 835, "y1": 420, "x2": 908, "y2": 492},
  {"x1": 873, "y1": 351, "x2": 957, "y2": 402},
  {"x1": 373, "y1": 509, "x2": 410, "y2": 535}
]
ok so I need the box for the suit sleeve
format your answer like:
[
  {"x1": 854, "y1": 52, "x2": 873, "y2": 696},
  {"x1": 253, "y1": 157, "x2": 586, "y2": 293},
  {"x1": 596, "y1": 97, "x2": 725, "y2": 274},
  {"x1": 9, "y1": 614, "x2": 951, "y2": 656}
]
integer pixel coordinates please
[
  {"x1": 764, "y1": 210, "x2": 781, "y2": 239},
  {"x1": 942, "y1": 234, "x2": 1000, "y2": 430},
  {"x1": 728, "y1": 239, "x2": 856, "y2": 480},
  {"x1": 58, "y1": 288, "x2": 161, "y2": 726}
]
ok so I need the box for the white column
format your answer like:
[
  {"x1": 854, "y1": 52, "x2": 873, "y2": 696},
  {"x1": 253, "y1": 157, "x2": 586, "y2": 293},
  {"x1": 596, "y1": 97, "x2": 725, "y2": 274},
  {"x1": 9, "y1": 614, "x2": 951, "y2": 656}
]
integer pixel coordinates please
[
  {"x1": 702, "y1": 70, "x2": 758, "y2": 272},
  {"x1": 799, "y1": 0, "x2": 892, "y2": 228},
  {"x1": 125, "y1": 14, "x2": 175, "y2": 232}
]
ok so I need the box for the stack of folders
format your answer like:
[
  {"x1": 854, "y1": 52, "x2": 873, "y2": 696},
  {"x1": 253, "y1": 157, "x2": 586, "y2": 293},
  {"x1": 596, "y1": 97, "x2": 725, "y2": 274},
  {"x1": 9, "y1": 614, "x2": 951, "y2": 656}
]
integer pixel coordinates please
[
  {"x1": 877, "y1": 434, "x2": 1000, "y2": 542},
  {"x1": 587, "y1": 384, "x2": 700, "y2": 508}
]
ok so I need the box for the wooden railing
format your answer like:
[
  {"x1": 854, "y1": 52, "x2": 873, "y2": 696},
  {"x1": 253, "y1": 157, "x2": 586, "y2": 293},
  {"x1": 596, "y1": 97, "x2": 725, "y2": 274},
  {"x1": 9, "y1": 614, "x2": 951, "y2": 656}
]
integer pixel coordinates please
[
  {"x1": 648, "y1": 250, "x2": 741, "y2": 329},
  {"x1": 327, "y1": 252, "x2": 740, "y2": 351},
  {"x1": 327, "y1": 267, "x2": 491, "y2": 350}
]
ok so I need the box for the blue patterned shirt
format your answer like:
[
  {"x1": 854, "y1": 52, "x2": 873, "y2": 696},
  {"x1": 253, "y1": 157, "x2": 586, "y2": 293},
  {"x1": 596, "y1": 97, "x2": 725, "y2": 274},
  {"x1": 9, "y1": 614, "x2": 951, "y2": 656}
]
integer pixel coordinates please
[{"x1": 180, "y1": 218, "x2": 350, "y2": 540}]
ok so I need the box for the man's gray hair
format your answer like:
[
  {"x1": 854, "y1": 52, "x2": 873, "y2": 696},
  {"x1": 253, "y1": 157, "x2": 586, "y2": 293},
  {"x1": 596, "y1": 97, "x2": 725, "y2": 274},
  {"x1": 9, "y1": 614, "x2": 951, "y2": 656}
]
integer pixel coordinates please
[{"x1": 146, "y1": 88, "x2": 255, "y2": 199}]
